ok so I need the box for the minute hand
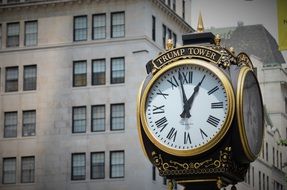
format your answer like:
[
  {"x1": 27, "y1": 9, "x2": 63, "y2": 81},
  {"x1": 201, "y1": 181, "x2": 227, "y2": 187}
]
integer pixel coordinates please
[{"x1": 180, "y1": 75, "x2": 206, "y2": 118}]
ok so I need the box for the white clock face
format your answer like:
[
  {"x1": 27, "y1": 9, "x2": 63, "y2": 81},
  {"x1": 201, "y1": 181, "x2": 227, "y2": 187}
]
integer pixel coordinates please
[{"x1": 142, "y1": 61, "x2": 234, "y2": 155}]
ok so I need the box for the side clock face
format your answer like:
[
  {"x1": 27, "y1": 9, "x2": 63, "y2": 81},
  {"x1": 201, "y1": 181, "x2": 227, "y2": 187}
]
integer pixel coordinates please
[
  {"x1": 237, "y1": 67, "x2": 264, "y2": 161},
  {"x1": 140, "y1": 59, "x2": 235, "y2": 156}
]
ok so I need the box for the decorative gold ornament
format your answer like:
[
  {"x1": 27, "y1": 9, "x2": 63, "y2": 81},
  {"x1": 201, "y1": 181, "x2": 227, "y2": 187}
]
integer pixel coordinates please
[
  {"x1": 166, "y1": 39, "x2": 174, "y2": 50},
  {"x1": 214, "y1": 34, "x2": 221, "y2": 46},
  {"x1": 197, "y1": 11, "x2": 204, "y2": 32},
  {"x1": 236, "y1": 52, "x2": 254, "y2": 70},
  {"x1": 151, "y1": 146, "x2": 232, "y2": 176}
]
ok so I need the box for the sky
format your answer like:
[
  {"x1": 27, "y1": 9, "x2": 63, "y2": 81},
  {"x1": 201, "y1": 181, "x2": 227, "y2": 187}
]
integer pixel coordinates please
[{"x1": 190, "y1": 0, "x2": 287, "y2": 62}]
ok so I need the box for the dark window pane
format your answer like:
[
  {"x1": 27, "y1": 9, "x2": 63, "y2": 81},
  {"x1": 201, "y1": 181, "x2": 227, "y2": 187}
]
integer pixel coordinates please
[
  {"x1": 73, "y1": 61, "x2": 87, "y2": 87},
  {"x1": 111, "y1": 58, "x2": 124, "y2": 84},
  {"x1": 73, "y1": 107, "x2": 86, "y2": 133},
  {"x1": 74, "y1": 16, "x2": 87, "y2": 41},
  {"x1": 6, "y1": 67, "x2": 18, "y2": 92},
  {"x1": 24, "y1": 65, "x2": 37, "y2": 91},
  {"x1": 91, "y1": 152, "x2": 105, "y2": 179},
  {"x1": 21, "y1": 156, "x2": 35, "y2": 183},
  {"x1": 72, "y1": 153, "x2": 86, "y2": 180},
  {"x1": 4, "y1": 112, "x2": 17, "y2": 138}
]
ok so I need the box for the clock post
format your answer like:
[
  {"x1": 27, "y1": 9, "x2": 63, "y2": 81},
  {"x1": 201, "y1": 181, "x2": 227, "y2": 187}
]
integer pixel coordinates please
[{"x1": 137, "y1": 18, "x2": 264, "y2": 190}]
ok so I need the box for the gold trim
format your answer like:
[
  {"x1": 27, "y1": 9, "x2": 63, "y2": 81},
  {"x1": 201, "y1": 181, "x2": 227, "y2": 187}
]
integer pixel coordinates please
[
  {"x1": 137, "y1": 80, "x2": 149, "y2": 158},
  {"x1": 236, "y1": 66, "x2": 264, "y2": 161},
  {"x1": 151, "y1": 147, "x2": 232, "y2": 174},
  {"x1": 140, "y1": 59, "x2": 235, "y2": 156},
  {"x1": 177, "y1": 179, "x2": 217, "y2": 184}
]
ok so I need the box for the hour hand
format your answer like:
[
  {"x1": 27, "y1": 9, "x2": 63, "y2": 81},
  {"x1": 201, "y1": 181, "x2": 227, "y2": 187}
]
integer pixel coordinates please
[{"x1": 178, "y1": 71, "x2": 187, "y2": 103}]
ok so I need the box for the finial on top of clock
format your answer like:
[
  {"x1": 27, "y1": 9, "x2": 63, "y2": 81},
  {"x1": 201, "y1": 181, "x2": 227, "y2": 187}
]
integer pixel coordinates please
[
  {"x1": 197, "y1": 11, "x2": 204, "y2": 32},
  {"x1": 166, "y1": 39, "x2": 174, "y2": 51},
  {"x1": 214, "y1": 34, "x2": 221, "y2": 46}
]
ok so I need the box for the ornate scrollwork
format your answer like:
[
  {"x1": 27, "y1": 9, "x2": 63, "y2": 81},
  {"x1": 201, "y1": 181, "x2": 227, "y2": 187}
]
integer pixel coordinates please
[
  {"x1": 236, "y1": 52, "x2": 254, "y2": 69},
  {"x1": 211, "y1": 46, "x2": 237, "y2": 69},
  {"x1": 152, "y1": 147, "x2": 232, "y2": 176}
]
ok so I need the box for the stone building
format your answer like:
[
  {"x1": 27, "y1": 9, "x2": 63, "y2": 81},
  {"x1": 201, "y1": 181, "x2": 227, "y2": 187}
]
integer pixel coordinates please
[{"x1": 0, "y1": 0, "x2": 192, "y2": 189}]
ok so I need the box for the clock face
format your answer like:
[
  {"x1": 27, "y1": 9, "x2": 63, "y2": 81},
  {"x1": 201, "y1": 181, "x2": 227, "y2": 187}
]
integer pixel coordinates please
[
  {"x1": 238, "y1": 68, "x2": 264, "y2": 160},
  {"x1": 140, "y1": 60, "x2": 234, "y2": 156}
]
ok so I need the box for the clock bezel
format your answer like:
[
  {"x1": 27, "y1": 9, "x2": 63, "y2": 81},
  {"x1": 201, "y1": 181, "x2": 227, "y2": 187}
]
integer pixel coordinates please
[
  {"x1": 236, "y1": 66, "x2": 264, "y2": 161},
  {"x1": 139, "y1": 59, "x2": 235, "y2": 157}
]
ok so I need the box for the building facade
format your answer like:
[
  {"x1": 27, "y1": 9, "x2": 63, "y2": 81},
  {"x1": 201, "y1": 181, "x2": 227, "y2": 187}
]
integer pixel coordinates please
[
  {"x1": 209, "y1": 25, "x2": 287, "y2": 190},
  {"x1": 0, "y1": 0, "x2": 192, "y2": 190}
]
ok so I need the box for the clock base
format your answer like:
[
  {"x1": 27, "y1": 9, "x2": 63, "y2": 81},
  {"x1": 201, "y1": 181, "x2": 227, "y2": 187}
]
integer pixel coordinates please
[{"x1": 177, "y1": 177, "x2": 229, "y2": 190}]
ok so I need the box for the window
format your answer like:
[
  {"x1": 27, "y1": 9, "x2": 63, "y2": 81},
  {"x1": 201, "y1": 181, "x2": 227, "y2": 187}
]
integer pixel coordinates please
[
  {"x1": 276, "y1": 150, "x2": 279, "y2": 167},
  {"x1": 259, "y1": 171, "x2": 261, "y2": 190},
  {"x1": 23, "y1": 65, "x2": 37, "y2": 91},
  {"x1": 265, "y1": 142, "x2": 268, "y2": 162},
  {"x1": 162, "y1": 24, "x2": 166, "y2": 48},
  {"x1": 91, "y1": 105, "x2": 105, "y2": 132},
  {"x1": 72, "y1": 153, "x2": 86, "y2": 180},
  {"x1": 163, "y1": 177, "x2": 167, "y2": 185},
  {"x1": 182, "y1": 0, "x2": 185, "y2": 19},
  {"x1": 111, "y1": 57, "x2": 125, "y2": 84},
  {"x1": 3, "y1": 158, "x2": 16, "y2": 184},
  {"x1": 0, "y1": 24, "x2": 2, "y2": 48},
  {"x1": 74, "y1": 16, "x2": 87, "y2": 41},
  {"x1": 280, "y1": 152, "x2": 283, "y2": 170},
  {"x1": 152, "y1": 16, "x2": 156, "y2": 41},
  {"x1": 25, "y1": 21, "x2": 37, "y2": 46},
  {"x1": 273, "y1": 147, "x2": 275, "y2": 165},
  {"x1": 167, "y1": 28, "x2": 172, "y2": 39},
  {"x1": 4, "y1": 112, "x2": 17, "y2": 138},
  {"x1": 110, "y1": 104, "x2": 124, "y2": 131},
  {"x1": 7, "y1": 22, "x2": 20, "y2": 47},
  {"x1": 93, "y1": 14, "x2": 106, "y2": 40},
  {"x1": 92, "y1": 59, "x2": 106, "y2": 85},
  {"x1": 173, "y1": 32, "x2": 177, "y2": 48},
  {"x1": 5, "y1": 66, "x2": 18, "y2": 92},
  {"x1": 263, "y1": 173, "x2": 265, "y2": 190},
  {"x1": 23, "y1": 110, "x2": 36, "y2": 136},
  {"x1": 91, "y1": 152, "x2": 105, "y2": 179},
  {"x1": 111, "y1": 12, "x2": 125, "y2": 38},
  {"x1": 167, "y1": 0, "x2": 171, "y2": 7},
  {"x1": 152, "y1": 166, "x2": 156, "y2": 181},
  {"x1": 73, "y1": 61, "x2": 87, "y2": 87},
  {"x1": 110, "y1": 151, "x2": 124, "y2": 178},
  {"x1": 261, "y1": 142, "x2": 265, "y2": 159},
  {"x1": 21, "y1": 156, "x2": 35, "y2": 183},
  {"x1": 252, "y1": 166, "x2": 254, "y2": 187},
  {"x1": 267, "y1": 176, "x2": 269, "y2": 190},
  {"x1": 72, "y1": 106, "x2": 86, "y2": 133},
  {"x1": 172, "y1": 0, "x2": 176, "y2": 11}
]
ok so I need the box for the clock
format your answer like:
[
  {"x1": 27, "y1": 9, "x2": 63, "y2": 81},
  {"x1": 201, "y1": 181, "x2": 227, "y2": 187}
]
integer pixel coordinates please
[
  {"x1": 139, "y1": 59, "x2": 235, "y2": 156},
  {"x1": 236, "y1": 66, "x2": 264, "y2": 162}
]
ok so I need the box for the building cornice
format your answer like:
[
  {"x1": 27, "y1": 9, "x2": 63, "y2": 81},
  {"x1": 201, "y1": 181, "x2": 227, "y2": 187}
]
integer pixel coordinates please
[
  {"x1": 150, "y1": 0, "x2": 194, "y2": 33},
  {"x1": 0, "y1": 35, "x2": 163, "y2": 54}
]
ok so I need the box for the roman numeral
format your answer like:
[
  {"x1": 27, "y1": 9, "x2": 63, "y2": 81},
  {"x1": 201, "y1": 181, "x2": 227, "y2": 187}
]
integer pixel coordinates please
[
  {"x1": 167, "y1": 76, "x2": 179, "y2": 89},
  {"x1": 153, "y1": 105, "x2": 165, "y2": 114},
  {"x1": 166, "y1": 127, "x2": 177, "y2": 142},
  {"x1": 206, "y1": 115, "x2": 220, "y2": 127},
  {"x1": 208, "y1": 86, "x2": 219, "y2": 95},
  {"x1": 155, "y1": 117, "x2": 168, "y2": 132},
  {"x1": 156, "y1": 89, "x2": 169, "y2": 99},
  {"x1": 211, "y1": 102, "x2": 223, "y2": 109},
  {"x1": 184, "y1": 132, "x2": 192, "y2": 144},
  {"x1": 182, "y1": 71, "x2": 193, "y2": 84},
  {"x1": 200, "y1": 128, "x2": 208, "y2": 139}
]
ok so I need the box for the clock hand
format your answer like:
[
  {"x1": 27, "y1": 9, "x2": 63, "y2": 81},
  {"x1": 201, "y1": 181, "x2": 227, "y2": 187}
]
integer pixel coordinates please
[
  {"x1": 180, "y1": 75, "x2": 206, "y2": 118},
  {"x1": 178, "y1": 71, "x2": 188, "y2": 104}
]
